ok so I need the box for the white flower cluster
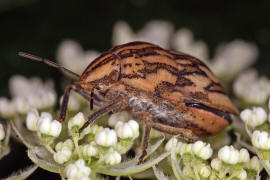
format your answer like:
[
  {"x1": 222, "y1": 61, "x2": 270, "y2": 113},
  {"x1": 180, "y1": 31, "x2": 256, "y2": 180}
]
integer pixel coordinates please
[
  {"x1": 172, "y1": 28, "x2": 209, "y2": 62},
  {"x1": 0, "y1": 76, "x2": 56, "y2": 117},
  {"x1": 211, "y1": 40, "x2": 258, "y2": 81},
  {"x1": 56, "y1": 40, "x2": 100, "y2": 75},
  {"x1": 112, "y1": 21, "x2": 174, "y2": 48},
  {"x1": 240, "y1": 107, "x2": 267, "y2": 127},
  {"x1": 54, "y1": 139, "x2": 74, "y2": 164},
  {"x1": 251, "y1": 130, "x2": 270, "y2": 150},
  {"x1": 234, "y1": 69, "x2": 270, "y2": 105},
  {"x1": 217, "y1": 145, "x2": 250, "y2": 165},
  {"x1": 26, "y1": 108, "x2": 62, "y2": 137},
  {"x1": 65, "y1": 159, "x2": 91, "y2": 180},
  {"x1": 165, "y1": 138, "x2": 213, "y2": 160}
]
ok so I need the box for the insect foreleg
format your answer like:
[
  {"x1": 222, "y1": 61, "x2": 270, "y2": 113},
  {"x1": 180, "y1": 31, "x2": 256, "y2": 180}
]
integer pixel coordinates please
[
  {"x1": 139, "y1": 125, "x2": 151, "y2": 164},
  {"x1": 78, "y1": 101, "x2": 121, "y2": 133},
  {"x1": 59, "y1": 85, "x2": 73, "y2": 122}
]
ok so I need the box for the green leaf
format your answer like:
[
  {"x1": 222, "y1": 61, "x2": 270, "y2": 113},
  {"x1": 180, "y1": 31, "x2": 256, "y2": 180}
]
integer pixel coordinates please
[
  {"x1": 97, "y1": 151, "x2": 170, "y2": 176},
  {"x1": 27, "y1": 146, "x2": 64, "y2": 174},
  {"x1": 153, "y1": 166, "x2": 172, "y2": 180}
]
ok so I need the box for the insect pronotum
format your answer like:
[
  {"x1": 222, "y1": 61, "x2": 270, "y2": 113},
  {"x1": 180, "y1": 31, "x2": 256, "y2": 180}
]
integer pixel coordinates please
[{"x1": 19, "y1": 41, "x2": 239, "y2": 163}]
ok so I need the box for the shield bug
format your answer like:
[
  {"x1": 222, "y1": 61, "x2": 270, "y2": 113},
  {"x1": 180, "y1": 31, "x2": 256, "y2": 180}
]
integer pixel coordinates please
[{"x1": 19, "y1": 41, "x2": 238, "y2": 163}]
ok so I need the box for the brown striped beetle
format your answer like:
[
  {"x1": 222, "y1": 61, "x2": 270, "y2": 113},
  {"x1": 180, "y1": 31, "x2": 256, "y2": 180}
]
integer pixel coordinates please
[{"x1": 19, "y1": 41, "x2": 238, "y2": 163}]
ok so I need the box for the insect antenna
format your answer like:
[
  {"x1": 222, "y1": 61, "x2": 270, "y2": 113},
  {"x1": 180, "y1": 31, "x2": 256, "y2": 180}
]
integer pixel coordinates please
[{"x1": 18, "y1": 52, "x2": 80, "y2": 78}]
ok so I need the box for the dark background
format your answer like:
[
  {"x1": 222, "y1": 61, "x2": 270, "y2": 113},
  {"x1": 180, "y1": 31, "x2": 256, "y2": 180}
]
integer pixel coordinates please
[{"x1": 0, "y1": 0, "x2": 269, "y2": 179}]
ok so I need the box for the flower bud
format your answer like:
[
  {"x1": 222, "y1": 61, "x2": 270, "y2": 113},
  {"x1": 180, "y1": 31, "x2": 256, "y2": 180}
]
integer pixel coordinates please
[
  {"x1": 81, "y1": 142, "x2": 98, "y2": 157},
  {"x1": 237, "y1": 169, "x2": 247, "y2": 180},
  {"x1": 0, "y1": 97, "x2": 15, "y2": 117},
  {"x1": 240, "y1": 107, "x2": 267, "y2": 127},
  {"x1": 239, "y1": 148, "x2": 250, "y2": 163},
  {"x1": 89, "y1": 124, "x2": 103, "y2": 135},
  {"x1": 108, "y1": 111, "x2": 132, "y2": 127},
  {"x1": 68, "y1": 112, "x2": 86, "y2": 130},
  {"x1": 198, "y1": 165, "x2": 211, "y2": 178},
  {"x1": 246, "y1": 156, "x2": 262, "y2": 171},
  {"x1": 95, "y1": 128, "x2": 117, "y2": 147},
  {"x1": 211, "y1": 158, "x2": 222, "y2": 171},
  {"x1": 251, "y1": 130, "x2": 270, "y2": 150},
  {"x1": 37, "y1": 112, "x2": 62, "y2": 137},
  {"x1": 165, "y1": 137, "x2": 178, "y2": 152},
  {"x1": 55, "y1": 139, "x2": 74, "y2": 152},
  {"x1": 115, "y1": 120, "x2": 139, "y2": 139},
  {"x1": 192, "y1": 141, "x2": 213, "y2": 160},
  {"x1": 53, "y1": 146, "x2": 72, "y2": 164},
  {"x1": 0, "y1": 123, "x2": 5, "y2": 141},
  {"x1": 218, "y1": 145, "x2": 239, "y2": 164},
  {"x1": 179, "y1": 143, "x2": 193, "y2": 156},
  {"x1": 104, "y1": 148, "x2": 122, "y2": 165},
  {"x1": 14, "y1": 96, "x2": 30, "y2": 114},
  {"x1": 26, "y1": 108, "x2": 39, "y2": 131},
  {"x1": 65, "y1": 159, "x2": 91, "y2": 179}
]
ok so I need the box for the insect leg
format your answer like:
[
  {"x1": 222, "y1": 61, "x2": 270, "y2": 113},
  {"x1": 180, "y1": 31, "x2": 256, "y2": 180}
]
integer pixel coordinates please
[
  {"x1": 59, "y1": 85, "x2": 73, "y2": 122},
  {"x1": 78, "y1": 102, "x2": 120, "y2": 133},
  {"x1": 139, "y1": 125, "x2": 151, "y2": 164}
]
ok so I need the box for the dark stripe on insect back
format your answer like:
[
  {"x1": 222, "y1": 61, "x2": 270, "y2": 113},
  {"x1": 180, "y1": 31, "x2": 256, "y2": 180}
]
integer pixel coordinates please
[
  {"x1": 184, "y1": 99, "x2": 232, "y2": 124},
  {"x1": 178, "y1": 69, "x2": 207, "y2": 77},
  {"x1": 109, "y1": 41, "x2": 155, "y2": 52},
  {"x1": 205, "y1": 82, "x2": 227, "y2": 95},
  {"x1": 117, "y1": 46, "x2": 169, "y2": 59},
  {"x1": 83, "y1": 55, "x2": 117, "y2": 76},
  {"x1": 142, "y1": 60, "x2": 179, "y2": 76},
  {"x1": 120, "y1": 73, "x2": 146, "y2": 79}
]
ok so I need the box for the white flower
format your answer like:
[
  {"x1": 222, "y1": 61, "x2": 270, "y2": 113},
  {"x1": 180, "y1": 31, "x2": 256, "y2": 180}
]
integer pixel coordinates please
[
  {"x1": 251, "y1": 130, "x2": 270, "y2": 150},
  {"x1": 236, "y1": 169, "x2": 247, "y2": 180},
  {"x1": 115, "y1": 120, "x2": 139, "y2": 139},
  {"x1": 112, "y1": 21, "x2": 173, "y2": 48},
  {"x1": 233, "y1": 69, "x2": 270, "y2": 105},
  {"x1": 238, "y1": 148, "x2": 250, "y2": 163},
  {"x1": 172, "y1": 28, "x2": 209, "y2": 62},
  {"x1": 9, "y1": 76, "x2": 57, "y2": 110},
  {"x1": 54, "y1": 146, "x2": 72, "y2": 164},
  {"x1": 55, "y1": 139, "x2": 74, "y2": 152},
  {"x1": 212, "y1": 40, "x2": 258, "y2": 80},
  {"x1": 26, "y1": 108, "x2": 39, "y2": 131},
  {"x1": 95, "y1": 128, "x2": 117, "y2": 147},
  {"x1": 218, "y1": 145, "x2": 239, "y2": 164},
  {"x1": 13, "y1": 96, "x2": 30, "y2": 114},
  {"x1": 198, "y1": 165, "x2": 211, "y2": 178},
  {"x1": 57, "y1": 40, "x2": 100, "y2": 75},
  {"x1": 89, "y1": 124, "x2": 103, "y2": 135},
  {"x1": 104, "y1": 148, "x2": 122, "y2": 165},
  {"x1": 0, "y1": 123, "x2": 5, "y2": 141},
  {"x1": 65, "y1": 159, "x2": 91, "y2": 180},
  {"x1": 192, "y1": 141, "x2": 213, "y2": 160},
  {"x1": 211, "y1": 158, "x2": 222, "y2": 171},
  {"x1": 246, "y1": 156, "x2": 262, "y2": 171},
  {"x1": 165, "y1": 137, "x2": 178, "y2": 152},
  {"x1": 81, "y1": 142, "x2": 99, "y2": 157},
  {"x1": 178, "y1": 143, "x2": 193, "y2": 156},
  {"x1": 37, "y1": 112, "x2": 62, "y2": 137},
  {"x1": 68, "y1": 112, "x2": 86, "y2": 130},
  {"x1": 240, "y1": 107, "x2": 267, "y2": 127},
  {"x1": 0, "y1": 97, "x2": 15, "y2": 117},
  {"x1": 108, "y1": 111, "x2": 132, "y2": 127}
]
